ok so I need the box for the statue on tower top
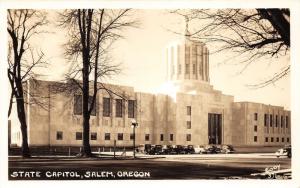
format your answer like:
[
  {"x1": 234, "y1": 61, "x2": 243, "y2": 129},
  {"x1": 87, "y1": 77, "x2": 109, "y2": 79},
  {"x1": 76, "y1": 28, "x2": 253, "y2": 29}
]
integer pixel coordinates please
[{"x1": 184, "y1": 15, "x2": 191, "y2": 38}]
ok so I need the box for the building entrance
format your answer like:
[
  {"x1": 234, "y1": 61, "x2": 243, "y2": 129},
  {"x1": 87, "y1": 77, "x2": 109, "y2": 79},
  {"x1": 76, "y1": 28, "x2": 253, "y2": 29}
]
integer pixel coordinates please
[{"x1": 208, "y1": 113, "x2": 222, "y2": 144}]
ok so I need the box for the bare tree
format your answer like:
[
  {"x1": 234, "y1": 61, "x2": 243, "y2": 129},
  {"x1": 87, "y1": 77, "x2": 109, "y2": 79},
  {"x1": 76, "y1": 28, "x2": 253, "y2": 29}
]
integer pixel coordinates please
[
  {"x1": 59, "y1": 9, "x2": 137, "y2": 157},
  {"x1": 7, "y1": 9, "x2": 48, "y2": 157},
  {"x1": 170, "y1": 9, "x2": 290, "y2": 87}
]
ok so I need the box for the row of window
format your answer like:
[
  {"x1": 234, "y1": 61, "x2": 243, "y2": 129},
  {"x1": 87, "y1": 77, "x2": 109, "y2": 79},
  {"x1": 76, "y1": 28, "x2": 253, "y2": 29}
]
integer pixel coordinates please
[
  {"x1": 74, "y1": 96, "x2": 135, "y2": 118},
  {"x1": 257, "y1": 113, "x2": 289, "y2": 128},
  {"x1": 253, "y1": 136, "x2": 290, "y2": 143},
  {"x1": 56, "y1": 132, "x2": 192, "y2": 142}
]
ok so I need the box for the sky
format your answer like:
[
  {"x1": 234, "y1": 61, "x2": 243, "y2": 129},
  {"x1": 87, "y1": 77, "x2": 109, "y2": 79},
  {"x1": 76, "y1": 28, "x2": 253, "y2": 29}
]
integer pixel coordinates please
[{"x1": 31, "y1": 9, "x2": 290, "y2": 109}]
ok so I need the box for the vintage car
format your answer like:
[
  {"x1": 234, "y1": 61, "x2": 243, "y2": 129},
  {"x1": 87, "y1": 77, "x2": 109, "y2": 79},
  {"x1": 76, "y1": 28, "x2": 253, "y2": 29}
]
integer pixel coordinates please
[
  {"x1": 194, "y1": 145, "x2": 207, "y2": 154},
  {"x1": 220, "y1": 145, "x2": 235, "y2": 154},
  {"x1": 276, "y1": 145, "x2": 291, "y2": 158}
]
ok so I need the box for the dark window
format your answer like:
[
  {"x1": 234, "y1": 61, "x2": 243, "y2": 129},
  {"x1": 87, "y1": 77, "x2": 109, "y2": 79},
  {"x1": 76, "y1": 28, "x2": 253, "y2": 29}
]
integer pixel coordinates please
[
  {"x1": 192, "y1": 64, "x2": 196, "y2": 74},
  {"x1": 104, "y1": 133, "x2": 110, "y2": 140},
  {"x1": 254, "y1": 125, "x2": 257, "y2": 132},
  {"x1": 187, "y1": 121, "x2": 191, "y2": 129},
  {"x1": 74, "y1": 95, "x2": 96, "y2": 116},
  {"x1": 103, "y1": 98, "x2": 111, "y2": 117},
  {"x1": 76, "y1": 132, "x2": 82, "y2": 140},
  {"x1": 254, "y1": 113, "x2": 258, "y2": 121},
  {"x1": 282, "y1": 138, "x2": 284, "y2": 142},
  {"x1": 281, "y1": 116, "x2": 284, "y2": 128},
  {"x1": 275, "y1": 115, "x2": 278, "y2": 127},
  {"x1": 115, "y1": 99, "x2": 123, "y2": 117},
  {"x1": 56, "y1": 131, "x2": 63, "y2": 140},
  {"x1": 276, "y1": 137, "x2": 279, "y2": 142},
  {"x1": 265, "y1": 137, "x2": 268, "y2": 142},
  {"x1": 160, "y1": 134, "x2": 164, "y2": 141},
  {"x1": 286, "y1": 116, "x2": 289, "y2": 128},
  {"x1": 271, "y1": 137, "x2": 274, "y2": 142},
  {"x1": 145, "y1": 134, "x2": 150, "y2": 141},
  {"x1": 118, "y1": 133, "x2": 123, "y2": 141},
  {"x1": 287, "y1": 137, "x2": 290, "y2": 142},
  {"x1": 186, "y1": 134, "x2": 191, "y2": 141},
  {"x1": 264, "y1": 114, "x2": 268, "y2": 126},
  {"x1": 254, "y1": 136, "x2": 257, "y2": 142},
  {"x1": 270, "y1": 114, "x2": 273, "y2": 127},
  {"x1": 185, "y1": 64, "x2": 190, "y2": 74},
  {"x1": 91, "y1": 132, "x2": 97, "y2": 140},
  {"x1": 74, "y1": 95, "x2": 83, "y2": 115},
  {"x1": 187, "y1": 106, "x2": 191, "y2": 115},
  {"x1": 130, "y1": 133, "x2": 134, "y2": 140},
  {"x1": 170, "y1": 134, "x2": 173, "y2": 141},
  {"x1": 128, "y1": 100, "x2": 135, "y2": 118}
]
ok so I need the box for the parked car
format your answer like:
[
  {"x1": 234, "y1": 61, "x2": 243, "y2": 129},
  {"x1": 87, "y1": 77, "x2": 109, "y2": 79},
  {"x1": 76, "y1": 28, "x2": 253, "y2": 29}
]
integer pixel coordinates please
[
  {"x1": 276, "y1": 145, "x2": 291, "y2": 158},
  {"x1": 184, "y1": 145, "x2": 195, "y2": 154},
  {"x1": 162, "y1": 145, "x2": 177, "y2": 155},
  {"x1": 205, "y1": 145, "x2": 221, "y2": 154},
  {"x1": 144, "y1": 144, "x2": 153, "y2": 154},
  {"x1": 194, "y1": 145, "x2": 207, "y2": 154},
  {"x1": 174, "y1": 145, "x2": 186, "y2": 154},
  {"x1": 148, "y1": 145, "x2": 164, "y2": 155},
  {"x1": 221, "y1": 145, "x2": 235, "y2": 154},
  {"x1": 136, "y1": 144, "x2": 145, "y2": 153}
]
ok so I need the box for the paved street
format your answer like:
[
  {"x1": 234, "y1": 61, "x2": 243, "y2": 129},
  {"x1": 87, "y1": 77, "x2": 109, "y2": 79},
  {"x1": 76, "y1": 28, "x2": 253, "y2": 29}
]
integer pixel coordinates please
[{"x1": 8, "y1": 153, "x2": 291, "y2": 180}]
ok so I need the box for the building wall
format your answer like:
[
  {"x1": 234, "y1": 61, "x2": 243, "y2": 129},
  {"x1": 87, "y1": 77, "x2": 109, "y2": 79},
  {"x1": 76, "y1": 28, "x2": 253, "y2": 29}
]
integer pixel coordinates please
[{"x1": 232, "y1": 102, "x2": 291, "y2": 146}]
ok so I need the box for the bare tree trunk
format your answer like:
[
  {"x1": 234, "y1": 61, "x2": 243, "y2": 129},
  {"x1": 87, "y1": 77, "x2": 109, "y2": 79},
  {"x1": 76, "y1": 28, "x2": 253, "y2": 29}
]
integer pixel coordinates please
[{"x1": 15, "y1": 81, "x2": 30, "y2": 157}]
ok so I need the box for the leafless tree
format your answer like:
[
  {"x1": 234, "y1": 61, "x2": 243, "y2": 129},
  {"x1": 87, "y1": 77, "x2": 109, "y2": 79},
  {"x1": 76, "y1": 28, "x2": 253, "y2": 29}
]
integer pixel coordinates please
[
  {"x1": 170, "y1": 9, "x2": 290, "y2": 88},
  {"x1": 7, "y1": 9, "x2": 49, "y2": 157},
  {"x1": 59, "y1": 9, "x2": 137, "y2": 157}
]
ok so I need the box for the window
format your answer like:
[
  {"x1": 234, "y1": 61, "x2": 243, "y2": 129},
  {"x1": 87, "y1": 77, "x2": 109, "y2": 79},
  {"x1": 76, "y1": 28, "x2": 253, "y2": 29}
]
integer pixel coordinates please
[
  {"x1": 186, "y1": 134, "x2": 191, "y2": 141},
  {"x1": 264, "y1": 114, "x2": 268, "y2": 126},
  {"x1": 271, "y1": 137, "x2": 274, "y2": 142},
  {"x1": 104, "y1": 133, "x2": 110, "y2": 140},
  {"x1": 187, "y1": 106, "x2": 191, "y2": 115},
  {"x1": 276, "y1": 137, "x2": 279, "y2": 142},
  {"x1": 254, "y1": 125, "x2": 257, "y2": 132},
  {"x1": 170, "y1": 134, "x2": 173, "y2": 141},
  {"x1": 286, "y1": 116, "x2": 289, "y2": 128},
  {"x1": 254, "y1": 136, "x2": 257, "y2": 142},
  {"x1": 91, "y1": 132, "x2": 97, "y2": 140},
  {"x1": 178, "y1": 64, "x2": 181, "y2": 74},
  {"x1": 281, "y1": 116, "x2": 284, "y2": 128},
  {"x1": 128, "y1": 100, "x2": 135, "y2": 118},
  {"x1": 115, "y1": 99, "x2": 123, "y2": 117},
  {"x1": 265, "y1": 137, "x2": 268, "y2": 142},
  {"x1": 56, "y1": 131, "x2": 63, "y2": 140},
  {"x1": 254, "y1": 113, "x2": 258, "y2": 121},
  {"x1": 74, "y1": 95, "x2": 83, "y2": 115},
  {"x1": 187, "y1": 121, "x2": 191, "y2": 129},
  {"x1": 130, "y1": 133, "x2": 134, "y2": 140},
  {"x1": 118, "y1": 133, "x2": 123, "y2": 141},
  {"x1": 76, "y1": 132, "x2": 82, "y2": 140},
  {"x1": 103, "y1": 98, "x2": 111, "y2": 117},
  {"x1": 74, "y1": 95, "x2": 96, "y2": 116},
  {"x1": 275, "y1": 115, "x2": 278, "y2": 127},
  {"x1": 145, "y1": 134, "x2": 150, "y2": 141},
  {"x1": 192, "y1": 64, "x2": 196, "y2": 74},
  {"x1": 270, "y1": 114, "x2": 273, "y2": 127},
  {"x1": 287, "y1": 137, "x2": 290, "y2": 142},
  {"x1": 282, "y1": 138, "x2": 284, "y2": 142},
  {"x1": 185, "y1": 64, "x2": 190, "y2": 74},
  {"x1": 160, "y1": 134, "x2": 164, "y2": 141}
]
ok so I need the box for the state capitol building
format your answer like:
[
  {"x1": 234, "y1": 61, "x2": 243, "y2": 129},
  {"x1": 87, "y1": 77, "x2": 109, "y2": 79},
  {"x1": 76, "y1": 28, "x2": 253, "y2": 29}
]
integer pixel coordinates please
[{"x1": 9, "y1": 25, "x2": 291, "y2": 149}]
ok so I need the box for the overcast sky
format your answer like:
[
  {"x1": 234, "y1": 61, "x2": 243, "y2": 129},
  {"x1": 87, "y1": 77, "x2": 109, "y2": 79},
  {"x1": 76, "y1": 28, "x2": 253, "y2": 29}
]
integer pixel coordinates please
[{"x1": 32, "y1": 9, "x2": 290, "y2": 109}]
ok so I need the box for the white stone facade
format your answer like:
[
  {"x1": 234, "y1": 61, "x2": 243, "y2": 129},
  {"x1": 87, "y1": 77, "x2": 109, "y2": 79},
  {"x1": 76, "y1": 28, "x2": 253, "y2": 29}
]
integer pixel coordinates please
[{"x1": 9, "y1": 37, "x2": 291, "y2": 148}]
